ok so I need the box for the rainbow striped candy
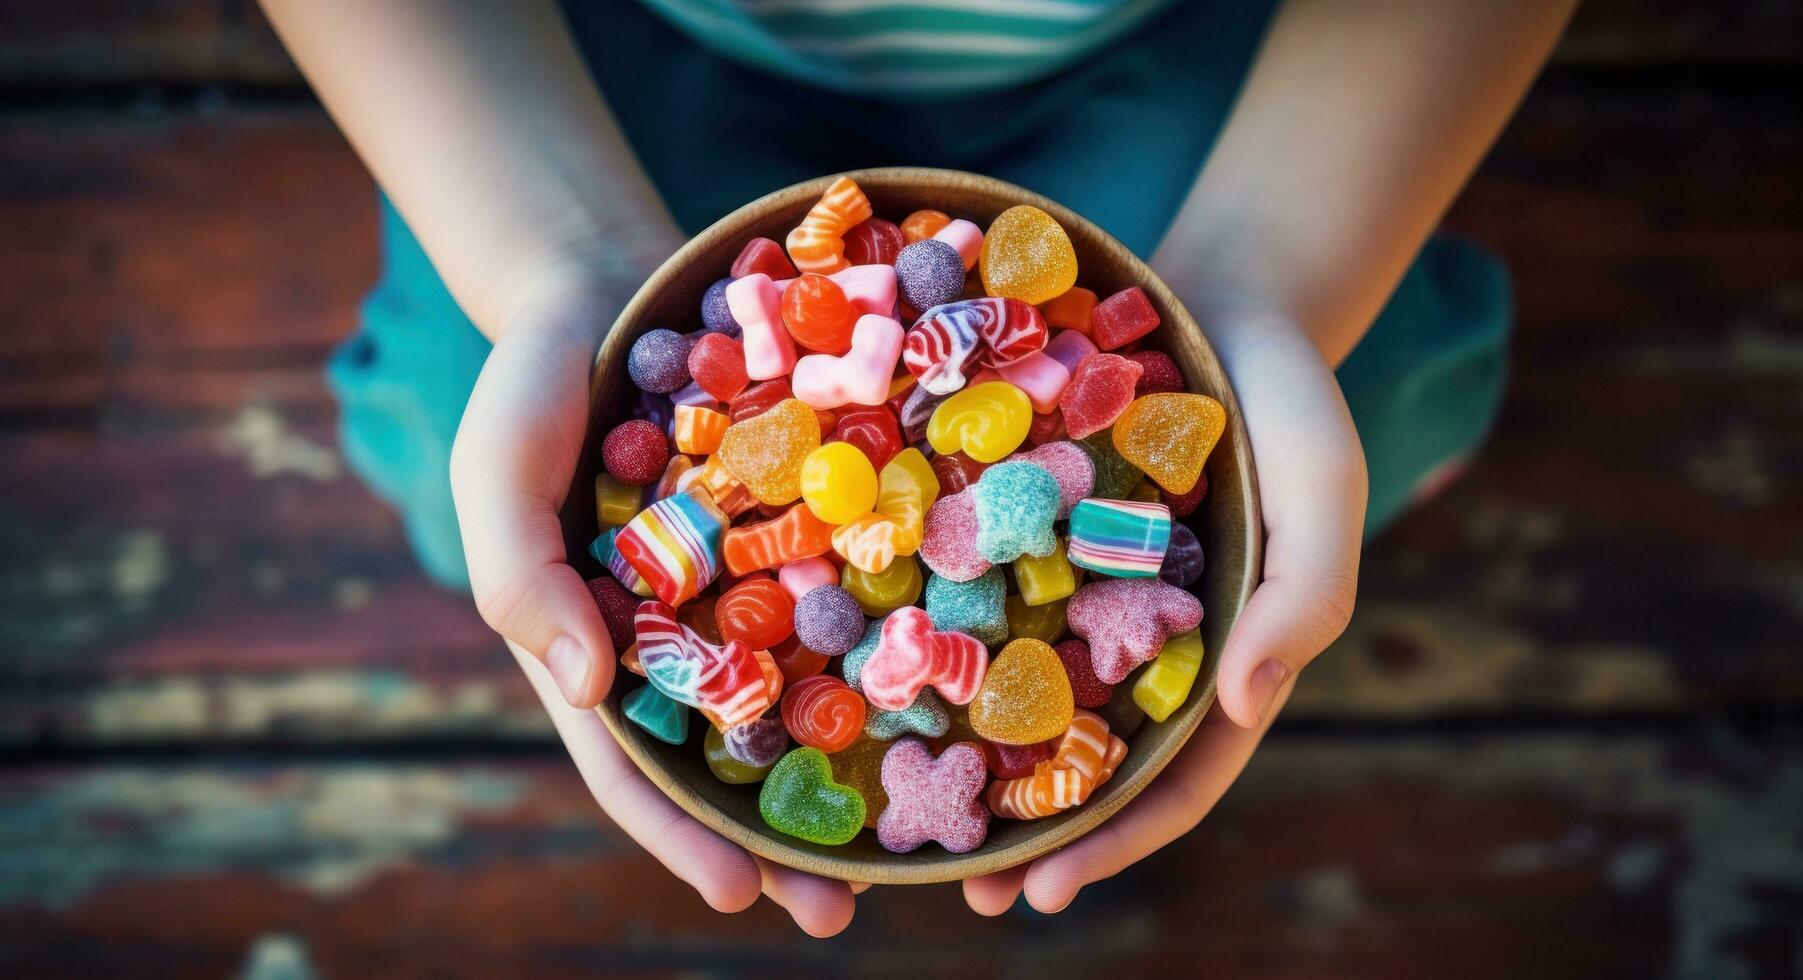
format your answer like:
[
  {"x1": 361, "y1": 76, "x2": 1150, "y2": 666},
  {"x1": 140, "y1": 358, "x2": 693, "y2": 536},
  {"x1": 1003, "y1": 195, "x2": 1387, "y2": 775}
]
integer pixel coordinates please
[
  {"x1": 634, "y1": 601, "x2": 771, "y2": 730},
  {"x1": 1066, "y1": 498, "x2": 1171, "y2": 578},
  {"x1": 590, "y1": 527, "x2": 653, "y2": 596},
  {"x1": 615, "y1": 488, "x2": 727, "y2": 606}
]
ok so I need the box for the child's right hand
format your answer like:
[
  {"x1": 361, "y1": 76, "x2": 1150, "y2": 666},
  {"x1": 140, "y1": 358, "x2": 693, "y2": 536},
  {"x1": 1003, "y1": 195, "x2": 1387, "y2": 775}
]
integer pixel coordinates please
[{"x1": 448, "y1": 254, "x2": 865, "y2": 937}]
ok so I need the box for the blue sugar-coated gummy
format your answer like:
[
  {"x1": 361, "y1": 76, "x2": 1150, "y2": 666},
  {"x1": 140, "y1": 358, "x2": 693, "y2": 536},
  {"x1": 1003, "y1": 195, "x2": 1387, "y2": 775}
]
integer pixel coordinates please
[
  {"x1": 624, "y1": 683, "x2": 690, "y2": 744},
  {"x1": 924, "y1": 568, "x2": 1009, "y2": 647},
  {"x1": 840, "y1": 613, "x2": 888, "y2": 692},
  {"x1": 627, "y1": 328, "x2": 695, "y2": 393},
  {"x1": 895, "y1": 239, "x2": 966, "y2": 313},
  {"x1": 700, "y1": 277, "x2": 742, "y2": 335},
  {"x1": 865, "y1": 689, "x2": 951, "y2": 740},
  {"x1": 971, "y1": 461, "x2": 1061, "y2": 563}
]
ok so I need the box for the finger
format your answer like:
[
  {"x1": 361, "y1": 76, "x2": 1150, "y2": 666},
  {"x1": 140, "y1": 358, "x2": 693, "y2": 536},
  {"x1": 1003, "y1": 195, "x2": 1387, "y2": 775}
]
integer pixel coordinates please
[
  {"x1": 1215, "y1": 329, "x2": 1367, "y2": 728},
  {"x1": 849, "y1": 881, "x2": 873, "y2": 895},
  {"x1": 754, "y1": 858, "x2": 858, "y2": 938},
  {"x1": 1021, "y1": 690, "x2": 1288, "y2": 912},
  {"x1": 452, "y1": 318, "x2": 616, "y2": 707},
  {"x1": 962, "y1": 866, "x2": 1027, "y2": 916},
  {"x1": 513, "y1": 643, "x2": 762, "y2": 912}
]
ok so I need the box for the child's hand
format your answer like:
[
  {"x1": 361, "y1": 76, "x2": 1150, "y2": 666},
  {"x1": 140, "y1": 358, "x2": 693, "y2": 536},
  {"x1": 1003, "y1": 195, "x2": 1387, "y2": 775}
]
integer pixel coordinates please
[
  {"x1": 963, "y1": 291, "x2": 1367, "y2": 915},
  {"x1": 449, "y1": 258, "x2": 864, "y2": 937}
]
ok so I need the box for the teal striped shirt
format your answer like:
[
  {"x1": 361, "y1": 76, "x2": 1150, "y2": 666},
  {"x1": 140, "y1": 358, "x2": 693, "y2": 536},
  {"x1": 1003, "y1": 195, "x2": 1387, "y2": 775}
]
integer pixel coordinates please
[{"x1": 635, "y1": 0, "x2": 1184, "y2": 98}]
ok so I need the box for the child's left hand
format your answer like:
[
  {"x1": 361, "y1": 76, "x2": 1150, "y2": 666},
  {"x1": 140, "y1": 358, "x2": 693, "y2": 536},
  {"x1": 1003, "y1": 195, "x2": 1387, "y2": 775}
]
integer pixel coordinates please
[{"x1": 962, "y1": 283, "x2": 1368, "y2": 915}]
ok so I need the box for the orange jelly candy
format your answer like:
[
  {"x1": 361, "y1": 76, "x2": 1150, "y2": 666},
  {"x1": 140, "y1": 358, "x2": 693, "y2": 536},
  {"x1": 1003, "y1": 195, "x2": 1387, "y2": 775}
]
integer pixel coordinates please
[
  {"x1": 716, "y1": 577, "x2": 796, "y2": 650},
  {"x1": 723, "y1": 503, "x2": 837, "y2": 575},
  {"x1": 782, "y1": 273, "x2": 857, "y2": 355},
  {"x1": 786, "y1": 176, "x2": 872, "y2": 275},
  {"x1": 901, "y1": 209, "x2": 951, "y2": 244},
  {"x1": 968, "y1": 638, "x2": 1075, "y2": 745},
  {"x1": 717, "y1": 398, "x2": 821, "y2": 505}
]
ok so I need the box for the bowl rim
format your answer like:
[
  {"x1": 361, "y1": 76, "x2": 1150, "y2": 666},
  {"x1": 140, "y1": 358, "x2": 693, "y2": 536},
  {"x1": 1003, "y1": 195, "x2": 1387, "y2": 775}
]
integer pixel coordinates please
[{"x1": 589, "y1": 167, "x2": 1263, "y2": 885}]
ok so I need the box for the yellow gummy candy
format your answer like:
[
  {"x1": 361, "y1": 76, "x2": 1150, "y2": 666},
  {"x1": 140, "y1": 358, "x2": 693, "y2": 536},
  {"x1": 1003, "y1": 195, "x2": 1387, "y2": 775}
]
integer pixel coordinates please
[
  {"x1": 1132, "y1": 628, "x2": 1204, "y2": 722},
  {"x1": 800, "y1": 442, "x2": 879, "y2": 525},
  {"x1": 1012, "y1": 538, "x2": 1077, "y2": 606},
  {"x1": 594, "y1": 472, "x2": 641, "y2": 528},
  {"x1": 1006, "y1": 594, "x2": 1068, "y2": 644},
  {"x1": 842, "y1": 555, "x2": 922, "y2": 616},
  {"x1": 926, "y1": 381, "x2": 1031, "y2": 464},
  {"x1": 874, "y1": 447, "x2": 940, "y2": 553},
  {"x1": 831, "y1": 514, "x2": 902, "y2": 574},
  {"x1": 980, "y1": 205, "x2": 1079, "y2": 305},
  {"x1": 1112, "y1": 393, "x2": 1225, "y2": 496},
  {"x1": 969, "y1": 638, "x2": 1076, "y2": 745}
]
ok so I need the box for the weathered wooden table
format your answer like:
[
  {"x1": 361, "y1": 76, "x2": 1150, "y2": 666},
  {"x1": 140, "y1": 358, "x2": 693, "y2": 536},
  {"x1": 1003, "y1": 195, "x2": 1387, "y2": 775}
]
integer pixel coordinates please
[{"x1": 1, "y1": 2, "x2": 1798, "y2": 976}]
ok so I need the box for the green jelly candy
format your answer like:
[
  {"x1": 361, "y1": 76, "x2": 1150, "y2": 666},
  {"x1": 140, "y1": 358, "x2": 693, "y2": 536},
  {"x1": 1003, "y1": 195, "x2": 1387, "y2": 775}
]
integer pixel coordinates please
[
  {"x1": 623, "y1": 684, "x2": 689, "y2": 745},
  {"x1": 1079, "y1": 429, "x2": 1143, "y2": 499},
  {"x1": 864, "y1": 689, "x2": 950, "y2": 741},
  {"x1": 759, "y1": 746, "x2": 866, "y2": 845},
  {"x1": 704, "y1": 724, "x2": 775, "y2": 784},
  {"x1": 924, "y1": 568, "x2": 1009, "y2": 646}
]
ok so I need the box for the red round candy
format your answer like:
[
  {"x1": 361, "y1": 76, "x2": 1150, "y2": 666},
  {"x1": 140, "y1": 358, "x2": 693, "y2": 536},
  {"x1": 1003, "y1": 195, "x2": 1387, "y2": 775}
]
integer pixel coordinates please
[
  {"x1": 781, "y1": 675, "x2": 865, "y2": 753},
  {"x1": 602, "y1": 419, "x2": 670, "y2": 486},
  {"x1": 930, "y1": 451, "x2": 987, "y2": 495},
  {"x1": 729, "y1": 378, "x2": 793, "y2": 422},
  {"x1": 1054, "y1": 638, "x2": 1114, "y2": 708},
  {"x1": 717, "y1": 577, "x2": 795, "y2": 650},
  {"x1": 782, "y1": 273, "x2": 857, "y2": 354},
  {"x1": 770, "y1": 634, "x2": 830, "y2": 687},
  {"x1": 688, "y1": 332, "x2": 749, "y2": 401},
  {"x1": 983, "y1": 738, "x2": 1057, "y2": 780},
  {"x1": 584, "y1": 576, "x2": 638, "y2": 654},
  {"x1": 831, "y1": 406, "x2": 904, "y2": 472},
  {"x1": 844, "y1": 217, "x2": 905, "y2": 266},
  {"x1": 731, "y1": 237, "x2": 796, "y2": 280},
  {"x1": 1127, "y1": 350, "x2": 1185, "y2": 396}
]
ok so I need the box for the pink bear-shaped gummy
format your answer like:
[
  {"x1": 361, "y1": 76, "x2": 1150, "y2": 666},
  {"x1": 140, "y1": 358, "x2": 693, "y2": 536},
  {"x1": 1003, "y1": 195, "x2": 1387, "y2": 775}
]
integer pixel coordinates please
[
  {"x1": 918, "y1": 487, "x2": 993, "y2": 582},
  {"x1": 1065, "y1": 579, "x2": 1203, "y2": 684},
  {"x1": 876, "y1": 737, "x2": 990, "y2": 854},
  {"x1": 859, "y1": 606, "x2": 987, "y2": 711}
]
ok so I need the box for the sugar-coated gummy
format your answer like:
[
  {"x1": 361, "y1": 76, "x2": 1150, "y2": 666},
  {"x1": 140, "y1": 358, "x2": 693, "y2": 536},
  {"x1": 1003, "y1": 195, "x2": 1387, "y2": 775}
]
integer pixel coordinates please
[
  {"x1": 602, "y1": 419, "x2": 672, "y2": 487},
  {"x1": 1065, "y1": 578, "x2": 1204, "y2": 685},
  {"x1": 584, "y1": 575, "x2": 639, "y2": 653},
  {"x1": 1112, "y1": 392, "x2": 1225, "y2": 496},
  {"x1": 627, "y1": 328, "x2": 695, "y2": 394},
  {"x1": 923, "y1": 567, "x2": 1009, "y2": 647},
  {"x1": 968, "y1": 638, "x2": 1076, "y2": 745},
  {"x1": 1009, "y1": 440, "x2": 1095, "y2": 519},
  {"x1": 1054, "y1": 638, "x2": 1114, "y2": 708},
  {"x1": 1060, "y1": 353, "x2": 1143, "y2": 440},
  {"x1": 1089, "y1": 286, "x2": 1162, "y2": 350},
  {"x1": 864, "y1": 689, "x2": 951, "y2": 741},
  {"x1": 1127, "y1": 350, "x2": 1184, "y2": 396},
  {"x1": 759, "y1": 746, "x2": 866, "y2": 845},
  {"x1": 700, "y1": 277, "x2": 742, "y2": 335},
  {"x1": 895, "y1": 239, "x2": 967, "y2": 313},
  {"x1": 876, "y1": 738, "x2": 989, "y2": 854},
  {"x1": 971, "y1": 460, "x2": 1061, "y2": 564},
  {"x1": 918, "y1": 488, "x2": 993, "y2": 582},
  {"x1": 792, "y1": 584, "x2": 865, "y2": 655}
]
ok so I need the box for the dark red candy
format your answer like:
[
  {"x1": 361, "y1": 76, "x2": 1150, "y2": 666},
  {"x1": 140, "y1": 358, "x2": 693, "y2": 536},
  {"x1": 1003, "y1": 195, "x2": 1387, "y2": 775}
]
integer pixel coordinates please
[
  {"x1": 731, "y1": 237, "x2": 796, "y2": 280},
  {"x1": 729, "y1": 378, "x2": 794, "y2": 423},
  {"x1": 1060, "y1": 353, "x2": 1143, "y2": 439},
  {"x1": 930, "y1": 451, "x2": 988, "y2": 495},
  {"x1": 831, "y1": 406, "x2": 904, "y2": 472},
  {"x1": 1027, "y1": 408, "x2": 1067, "y2": 447},
  {"x1": 1054, "y1": 638, "x2": 1114, "y2": 708},
  {"x1": 688, "y1": 332, "x2": 750, "y2": 402},
  {"x1": 585, "y1": 575, "x2": 639, "y2": 653},
  {"x1": 602, "y1": 419, "x2": 670, "y2": 486},
  {"x1": 1163, "y1": 470, "x2": 1208, "y2": 519},
  {"x1": 1090, "y1": 287, "x2": 1161, "y2": 351},
  {"x1": 1127, "y1": 350, "x2": 1184, "y2": 396},
  {"x1": 983, "y1": 738, "x2": 1057, "y2": 780},
  {"x1": 843, "y1": 217, "x2": 905, "y2": 267}
]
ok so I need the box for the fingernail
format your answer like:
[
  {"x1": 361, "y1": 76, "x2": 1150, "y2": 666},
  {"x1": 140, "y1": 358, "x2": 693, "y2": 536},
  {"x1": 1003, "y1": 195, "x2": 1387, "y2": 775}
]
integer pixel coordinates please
[
  {"x1": 547, "y1": 634, "x2": 592, "y2": 705},
  {"x1": 1248, "y1": 658, "x2": 1291, "y2": 724}
]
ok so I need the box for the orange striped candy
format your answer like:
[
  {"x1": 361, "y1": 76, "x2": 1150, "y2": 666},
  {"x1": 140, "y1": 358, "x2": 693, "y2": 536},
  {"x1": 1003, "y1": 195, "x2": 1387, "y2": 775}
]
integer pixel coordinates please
[
  {"x1": 785, "y1": 176, "x2": 873, "y2": 275},
  {"x1": 716, "y1": 577, "x2": 796, "y2": 650},
  {"x1": 722, "y1": 502, "x2": 837, "y2": 575},
  {"x1": 674, "y1": 404, "x2": 730, "y2": 455},
  {"x1": 685, "y1": 457, "x2": 758, "y2": 517},
  {"x1": 985, "y1": 709, "x2": 1129, "y2": 820},
  {"x1": 830, "y1": 513, "x2": 903, "y2": 574}
]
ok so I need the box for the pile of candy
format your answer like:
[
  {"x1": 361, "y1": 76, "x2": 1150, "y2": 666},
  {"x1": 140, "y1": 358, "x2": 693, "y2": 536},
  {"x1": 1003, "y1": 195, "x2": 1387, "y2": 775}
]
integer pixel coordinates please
[{"x1": 588, "y1": 176, "x2": 1225, "y2": 852}]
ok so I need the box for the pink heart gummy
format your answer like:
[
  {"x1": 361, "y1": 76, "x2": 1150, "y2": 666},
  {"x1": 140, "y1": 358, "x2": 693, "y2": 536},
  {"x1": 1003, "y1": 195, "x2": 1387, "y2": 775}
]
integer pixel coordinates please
[{"x1": 1065, "y1": 579, "x2": 1202, "y2": 684}]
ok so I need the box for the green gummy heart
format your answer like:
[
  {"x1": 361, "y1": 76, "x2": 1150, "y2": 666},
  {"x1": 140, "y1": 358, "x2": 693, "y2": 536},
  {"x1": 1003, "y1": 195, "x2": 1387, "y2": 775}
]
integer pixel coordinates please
[
  {"x1": 759, "y1": 747, "x2": 866, "y2": 845},
  {"x1": 623, "y1": 684, "x2": 689, "y2": 745}
]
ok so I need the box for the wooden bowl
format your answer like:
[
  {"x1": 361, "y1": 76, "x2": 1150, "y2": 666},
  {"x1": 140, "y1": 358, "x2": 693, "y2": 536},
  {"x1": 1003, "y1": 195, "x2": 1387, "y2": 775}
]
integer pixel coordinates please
[{"x1": 567, "y1": 168, "x2": 1262, "y2": 885}]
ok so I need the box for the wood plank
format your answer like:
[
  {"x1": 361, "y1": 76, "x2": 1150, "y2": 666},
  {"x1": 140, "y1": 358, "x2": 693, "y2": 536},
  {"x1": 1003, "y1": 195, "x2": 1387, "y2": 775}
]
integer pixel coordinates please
[
  {"x1": 1, "y1": 733, "x2": 1797, "y2": 977},
  {"x1": 1, "y1": 0, "x2": 1798, "y2": 89}
]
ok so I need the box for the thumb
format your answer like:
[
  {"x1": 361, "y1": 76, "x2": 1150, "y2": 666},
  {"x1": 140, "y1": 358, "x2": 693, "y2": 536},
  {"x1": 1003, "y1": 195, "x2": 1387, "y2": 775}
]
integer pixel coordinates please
[{"x1": 451, "y1": 312, "x2": 617, "y2": 708}]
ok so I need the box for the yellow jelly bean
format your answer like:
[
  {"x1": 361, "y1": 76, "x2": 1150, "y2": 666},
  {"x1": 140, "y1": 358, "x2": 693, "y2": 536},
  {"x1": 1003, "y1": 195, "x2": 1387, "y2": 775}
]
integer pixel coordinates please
[
  {"x1": 594, "y1": 472, "x2": 641, "y2": 528},
  {"x1": 1006, "y1": 594, "x2": 1068, "y2": 644},
  {"x1": 980, "y1": 205, "x2": 1079, "y2": 305},
  {"x1": 1013, "y1": 538, "x2": 1077, "y2": 606},
  {"x1": 926, "y1": 381, "x2": 1031, "y2": 464},
  {"x1": 843, "y1": 556, "x2": 922, "y2": 616},
  {"x1": 800, "y1": 442, "x2": 879, "y2": 525},
  {"x1": 1132, "y1": 628, "x2": 1204, "y2": 722},
  {"x1": 875, "y1": 447, "x2": 940, "y2": 553}
]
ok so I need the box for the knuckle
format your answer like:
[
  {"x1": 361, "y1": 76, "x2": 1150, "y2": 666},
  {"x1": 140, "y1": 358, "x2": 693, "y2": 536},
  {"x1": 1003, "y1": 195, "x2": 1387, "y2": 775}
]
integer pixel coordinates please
[
  {"x1": 471, "y1": 569, "x2": 535, "y2": 640},
  {"x1": 1310, "y1": 566, "x2": 1360, "y2": 640}
]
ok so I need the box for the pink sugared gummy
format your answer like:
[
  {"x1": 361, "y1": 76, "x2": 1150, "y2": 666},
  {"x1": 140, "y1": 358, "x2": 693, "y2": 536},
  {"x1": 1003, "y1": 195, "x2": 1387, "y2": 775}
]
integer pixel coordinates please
[
  {"x1": 1090, "y1": 287, "x2": 1161, "y2": 351},
  {"x1": 1009, "y1": 440, "x2": 1095, "y2": 519},
  {"x1": 876, "y1": 737, "x2": 990, "y2": 854},
  {"x1": 1059, "y1": 353, "x2": 1143, "y2": 440},
  {"x1": 1066, "y1": 578, "x2": 1203, "y2": 685},
  {"x1": 778, "y1": 557, "x2": 840, "y2": 602},
  {"x1": 919, "y1": 487, "x2": 993, "y2": 582}
]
